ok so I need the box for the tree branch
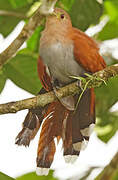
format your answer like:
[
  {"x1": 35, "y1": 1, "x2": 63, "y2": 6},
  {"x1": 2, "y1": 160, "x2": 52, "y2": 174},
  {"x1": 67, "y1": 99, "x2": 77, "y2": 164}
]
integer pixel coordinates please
[
  {"x1": 95, "y1": 151, "x2": 118, "y2": 180},
  {"x1": 0, "y1": 10, "x2": 27, "y2": 19},
  {"x1": 0, "y1": 9, "x2": 44, "y2": 69},
  {"x1": 0, "y1": 0, "x2": 58, "y2": 69},
  {"x1": 0, "y1": 64, "x2": 118, "y2": 115}
]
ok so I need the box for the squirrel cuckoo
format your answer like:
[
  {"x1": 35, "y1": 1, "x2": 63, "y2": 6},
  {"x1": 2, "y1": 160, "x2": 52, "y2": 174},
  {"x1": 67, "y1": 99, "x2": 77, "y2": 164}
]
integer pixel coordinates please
[{"x1": 15, "y1": 8, "x2": 106, "y2": 175}]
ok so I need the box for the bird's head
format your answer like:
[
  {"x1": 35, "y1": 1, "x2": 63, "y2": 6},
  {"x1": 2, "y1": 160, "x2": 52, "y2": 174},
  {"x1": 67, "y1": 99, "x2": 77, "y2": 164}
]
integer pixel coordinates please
[{"x1": 45, "y1": 8, "x2": 72, "y2": 29}]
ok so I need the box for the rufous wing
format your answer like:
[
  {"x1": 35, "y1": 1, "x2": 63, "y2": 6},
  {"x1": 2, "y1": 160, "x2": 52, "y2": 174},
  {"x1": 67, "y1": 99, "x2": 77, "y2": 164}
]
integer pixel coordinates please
[
  {"x1": 71, "y1": 29, "x2": 105, "y2": 153},
  {"x1": 37, "y1": 56, "x2": 52, "y2": 91},
  {"x1": 72, "y1": 28, "x2": 106, "y2": 73}
]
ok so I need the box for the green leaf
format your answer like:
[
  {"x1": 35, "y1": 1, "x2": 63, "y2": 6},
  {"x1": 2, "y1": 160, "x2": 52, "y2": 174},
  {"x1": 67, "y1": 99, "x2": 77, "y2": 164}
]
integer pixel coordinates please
[
  {"x1": 98, "y1": 22, "x2": 118, "y2": 41},
  {"x1": 0, "y1": 0, "x2": 13, "y2": 10},
  {"x1": 8, "y1": 0, "x2": 34, "y2": 9},
  {"x1": 113, "y1": 169, "x2": 118, "y2": 180},
  {"x1": 104, "y1": 0, "x2": 118, "y2": 22},
  {"x1": 27, "y1": 26, "x2": 44, "y2": 52},
  {"x1": 59, "y1": 0, "x2": 75, "y2": 11},
  {"x1": 3, "y1": 48, "x2": 42, "y2": 95},
  {"x1": 95, "y1": 76, "x2": 118, "y2": 142},
  {"x1": 96, "y1": 113, "x2": 118, "y2": 142},
  {"x1": 16, "y1": 170, "x2": 58, "y2": 180},
  {"x1": 0, "y1": 0, "x2": 18, "y2": 36},
  {"x1": 96, "y1": 76, "x2": 118, "y2": 115},
  {"x1": 0, "y1": 172, "x2": 15, "y2": 180},
  {"x1": 98, "y1": 0, "x2": 118, "y2": 40},
  {"x1": 69, "y1": 0, "x2": 103, "y2": 31},
  {"x1": 0, "y1": 70, "x2": 7, "y2": 93},
  {"x1": 0, "y1": 0, "x2": 31, "y2": 37},
  {"x1": 0, "y1": 16, "x2": 22, "y2": 37}
]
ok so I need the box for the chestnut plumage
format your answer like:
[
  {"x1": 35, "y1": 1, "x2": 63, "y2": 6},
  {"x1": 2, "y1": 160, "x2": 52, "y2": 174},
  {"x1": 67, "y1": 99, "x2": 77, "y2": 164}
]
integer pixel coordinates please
[{"x1": 16, "y1": 8, "x2": 106, "y2": 175}]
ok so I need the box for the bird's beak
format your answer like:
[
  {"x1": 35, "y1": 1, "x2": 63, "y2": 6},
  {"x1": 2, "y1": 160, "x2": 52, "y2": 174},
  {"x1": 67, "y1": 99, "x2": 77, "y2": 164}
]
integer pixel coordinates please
[{"x1": 51, "y1": 12, "x2": 59, "y2": 18}]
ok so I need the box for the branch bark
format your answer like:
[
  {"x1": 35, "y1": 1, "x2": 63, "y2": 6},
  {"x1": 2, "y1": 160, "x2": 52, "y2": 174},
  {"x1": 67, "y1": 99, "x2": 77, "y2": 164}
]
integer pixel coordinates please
[
  {"x1": 0, "y1": 10, "x2": 27, "y2": 19},
  {"x1": 0, "y1": 10, "x2": 28, "y2": 19},
  {"x1": 0, "y1": 64, "x2": 118, "y2": 115}
]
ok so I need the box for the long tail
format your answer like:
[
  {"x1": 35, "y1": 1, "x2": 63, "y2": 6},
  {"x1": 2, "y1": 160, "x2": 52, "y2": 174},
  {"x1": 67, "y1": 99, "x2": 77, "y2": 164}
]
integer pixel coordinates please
[
  {"x1": 72, "y1": 88, "x2": 95, "y2": 151},
  {"x1": 36, "y1": 101, "x2": 65, "y2": 174},
  {"x1": 16, "y1": 88, "x2": 95, "y2": 175},
  {"x1": 36, "y1": 88, "x2": 95, "y2": 174},
  {"x1": 15, "y1": 88, "x2": 48, "y2": 146}
]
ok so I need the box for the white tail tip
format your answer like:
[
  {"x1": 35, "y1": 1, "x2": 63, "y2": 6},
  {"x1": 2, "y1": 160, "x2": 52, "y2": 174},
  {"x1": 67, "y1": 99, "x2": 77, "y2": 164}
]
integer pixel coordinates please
[
  {"x1": 64, "y1": 155, "x2": 78, "y2": 164},
  {"x1": 36, "y1": 167, "x2": 49, "y2": 176},
  {"x1": 89, "y1": 124, "x2": 95, "y2": 135},
  {"x1": 73, "y1": 142, "x2": 81, "y2": 151},
  {"x1": 81, "y1": 139, "x2": 88, "y2": 150}
]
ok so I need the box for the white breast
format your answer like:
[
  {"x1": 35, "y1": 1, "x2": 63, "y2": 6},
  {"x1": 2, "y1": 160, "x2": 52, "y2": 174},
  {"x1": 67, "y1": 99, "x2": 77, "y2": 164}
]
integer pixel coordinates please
[{"x1": 39, "y1": 42, "x2": 85, "y2": 85}]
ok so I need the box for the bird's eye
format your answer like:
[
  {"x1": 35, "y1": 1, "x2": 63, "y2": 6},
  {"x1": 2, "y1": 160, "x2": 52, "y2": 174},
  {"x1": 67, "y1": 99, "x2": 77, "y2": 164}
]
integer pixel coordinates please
[{"x1": 60, "y1": 14, "x2": 65, "y2": 19}]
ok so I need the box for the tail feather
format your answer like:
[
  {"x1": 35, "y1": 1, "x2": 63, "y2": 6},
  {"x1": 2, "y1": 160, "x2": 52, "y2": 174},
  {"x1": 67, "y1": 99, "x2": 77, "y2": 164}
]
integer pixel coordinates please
[
  {"x1": 72, "y1": 88, "x2": 95, "y2": 151},
  {"x1": 62, "y1": 110, "x2": 80, "y2": 164},
  {"x1": 37, "y1": 139, "x2": 56, "y2": 169},
  {"x1": 78, "y1": 88, "x2": 95, "y2": 129},
  {"x1": 15, "y1": 108, "x2": 41, "y2": 146},
  {"x1": 16, "y1": 87, "x2": 95, "y2": 174},
  {"x1": 15, "y1": 88, "x2": 48, "y2": 146},
  {"x1": 37, "y1": 101, "x2": 65, "y2": 168},
  {"x1": 36, "y1": 88, "x2": 95, "y2": 169}
]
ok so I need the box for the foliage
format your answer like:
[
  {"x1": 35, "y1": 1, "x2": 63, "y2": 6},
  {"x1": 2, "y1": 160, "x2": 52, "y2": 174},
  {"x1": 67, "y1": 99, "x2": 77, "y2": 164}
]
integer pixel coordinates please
[
  {"x1": 3, "y1": 48, "x2": 42, "y2": 95},
  {"x1": 95, "y1": 76, "x2": 118, "y2": 142},
  {"x1": 0, "y1": 170, "x2": 58, "y2": 180},
  {"x1": 0, "y1": 0, "x2": 118, "y2": 179},
  {"x1": 0, "y1": 0, "x2": 34, "y2": 37},
  {"x1": 69, "y1": 0, "x2": 103, "y2": 31},
  {"x1": 98, "y1": 0, "x2": 118, "y2": 40},
  {"x1": 0, "y1": 172, "x2": 15, "y2": 180},
  {"x1": 16, "y1": 170, "x2": 58, "y2": 180},
  {"x1": 0, "y1": 70, "x2": 6, "y2": 93}
]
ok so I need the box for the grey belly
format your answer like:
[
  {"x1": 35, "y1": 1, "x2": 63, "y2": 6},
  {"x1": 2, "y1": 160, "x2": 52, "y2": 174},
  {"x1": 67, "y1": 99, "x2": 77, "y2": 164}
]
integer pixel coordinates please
[{"x1": 39, "y1": 43, "x2": 85, "y2": 85}]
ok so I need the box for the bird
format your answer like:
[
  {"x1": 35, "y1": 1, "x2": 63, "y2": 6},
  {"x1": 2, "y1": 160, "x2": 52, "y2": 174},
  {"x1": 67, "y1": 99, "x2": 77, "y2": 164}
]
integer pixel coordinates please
[{"x1": 15, "y1": 8, "x2": 106, "y2": 176}]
